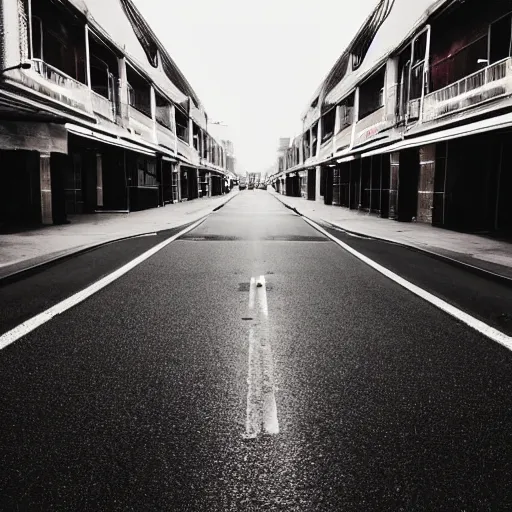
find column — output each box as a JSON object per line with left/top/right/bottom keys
{"left": 189, "top": 118, "right": 194, "bottom": 148}
{"left": 385, "top": 57, "right": 399, "bottom": 123}
{"left": 150, "top": 85, "right": 157, "bottom": 142}
{"left": 316, "top": 119, "right": 322, "bottom": 156}
{"left": 117, "top": 57, "right": 128, "bottom": 126}
{"left": 350, "top": 88, "right": 360, "bottom": 148}
{"left": 176, "top": 163, "right": 182, "bottom": 202}
{"left": 96, "top": 153, "right": 103, "bottom": 207}
{"left": 389, "top": 152, "right": 400, "bottom": 220}
{"left": 85, "top": 25, "right": 92, "bottom": 88}
{"left": 417, "top": 144, "right": 436, "bottom": 223}
{"left": 40, "top": 153, "right": 52, "bottom": 225}
{"left": 315, "top": 165, "right": 322, "bottom": 203}
{"left": 208, "top": 172, "right": 212, "bottom": 197}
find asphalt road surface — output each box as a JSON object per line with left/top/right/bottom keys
{"left": 2, "top": 190, "right": 512, "bottom": 511}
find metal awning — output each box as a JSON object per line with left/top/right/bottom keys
{"left": 361, "top": 111, "right": 512, "bottom": 158}
{"left": 66, "top": 124, "right": 156, "bottom": 156}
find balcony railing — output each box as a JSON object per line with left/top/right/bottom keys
{"left": 354, "top": 106, "right": 386, "bottom": 146}
{"left": 91, "top": 90, "right": 115, "bottom": 122}
{"left": 31, "top": 58, "right": 92, "bottom": 113}
{"left": 32, "top": 59, "right": 85, "bottom": 90}
{"left": 422, "top": 57, "right": 512, "bottom": 122}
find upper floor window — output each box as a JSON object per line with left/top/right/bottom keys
{"left": 321, "top": 108, "right": 336, "bottom": 144}
{"left": 359, "top": 67, "right": 386, "bottom": 119}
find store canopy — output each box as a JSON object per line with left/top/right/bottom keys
{"left": 66, "top": 123, "right": 156, "bottom": 156}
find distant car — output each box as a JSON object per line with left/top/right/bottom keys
{"left": 239, "top": 179, "right": 247, "bottom": 190}
{"left": 248, "top": 183, "right": 254, "bottom": 190}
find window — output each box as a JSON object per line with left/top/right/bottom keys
{"left": 126, "top": 65, "right": 151, "bottom": 117}
{"left": 311, "top": 123, "right": 318, "bottom": 157}
{"left": 155, "top": 92, "right": 172, "bottom": 130}
{"left": 337, "top": 93, "right": 355, "bottom": 132}
{"left": 359, "top": 67, "right": 386, "bottom": 119}
{"left": 490, "top": 13, "right": 512, "bottom": 63}
{"left": 175, "top": 108, "right": 189, "bottom": 142}
{"left": 30, "top": 0, "right": 86, "bottom": 83}
{"left": 31, "top": 16, "right": 43, "bottom": 59}
{"left": 136, "top": 157, "right": 158, "bottom": 187}
{"left": 321, "top": 109, "right": 336, "bottom": 143}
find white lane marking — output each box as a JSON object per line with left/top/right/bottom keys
{"left": 303, "top": 217, "right": 512, "bottom": 351}
{"left": 244, "top": 275, "right": 279, "bottom": 439}
{"left": 0, "top": 218, "right": 207, "bottom": 351}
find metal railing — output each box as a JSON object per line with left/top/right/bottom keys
{"left": 422, "top": 57, "right": 512, "bottom": 122}
{"left": 32, "top": 59, "right": 85, "bottom": 90}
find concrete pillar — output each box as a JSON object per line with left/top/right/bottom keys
{"left": 417, "top": 144, "right": 436, "bottom": 223}
{"left": 385, "top": 57, "right": 399, "bottom": 122}
{"left": 85, "top": 25, "right": 92, "bottom": 88}
{"left": 176, "top": 164, "right": 182, "bottom": 202}
{"left": 150, "top": 86, "right": 157, "bottom": 142}
{"left": 117, "top": 57, "right": 128, "bottom": 126}
{"left": 315, "top": 165, "right": 322, "bottom": 203}
{"left": 208, "top": 172, "right": 212, "bottom": 197}
{"left": 389, "top": 152, "right": 400, "bottom": 220}
{"left": 1, "top": 0, "right": 27, "bottom": 69}
{"left": 96, "top": 153, "right": 103, "bottom": 207}
{"left": 40, "top": 153, "right": 52, "bottom": 225}
{"left": 316, "top": 119, "right": 322, "bottom": 156}
{"left": 350, "top": 88, "right": 360, "bottom": 149}
{"left": 189, "top": 118, "right": 194, "bottom": 148}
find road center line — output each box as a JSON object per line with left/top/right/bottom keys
{"left": 0, "top": 218, "right": 207, "bottom": 351}
{"left": 244, "top": 275, "right": 279, "bottom": 439}
{"left": 303, "top": 217, "right": 512, "bottom": 351}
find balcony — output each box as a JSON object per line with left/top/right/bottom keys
{"left": 422, "top": 57, "right": 512, "bottom": 122}
{"left": 30, "top": 59, "right": 93, "bottom": 115}
{"left": 177, "top": 137, "right": 199, "bottom": 165}
{"left": 354, "top": 106, "right": 386, "bottom": 147}
{"left": 91, "top": 90, "right": 115, "bottom": 122}
{"left": 128, "top": 105, "right": 154, "bottom": 141}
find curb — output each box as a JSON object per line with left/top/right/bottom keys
{"left": 270, "top": 192, "right": 512, "bottom": 287}
{"left": 0, "top": 193, "right": 238, "bottom": 287}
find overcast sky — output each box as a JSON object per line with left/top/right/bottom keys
{"left": 132, "top": 0, "right": 378, "bottom": 173}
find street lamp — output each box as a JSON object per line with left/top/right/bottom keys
{"left": 1, "top": 62, "right": 32, "bottom": 74}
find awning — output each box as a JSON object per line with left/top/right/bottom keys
{"left": 66, "top": 123, "right": 156, "bottom": 156}
{"left": 361, "top": 111, "right": 512, "bottom": 158}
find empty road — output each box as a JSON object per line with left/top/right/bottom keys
{"left": 2, "top": 190, "right": 512, "bottom": 511}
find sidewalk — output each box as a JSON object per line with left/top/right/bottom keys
{"left": 268, "top": 188, "right": 512, "bottom": 280}
{"left": 0, "top": 190, "right": 238, "bottom": 280}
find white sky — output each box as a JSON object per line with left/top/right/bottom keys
{"left": 132, "top": 0, "right": 378, "bottom": 173}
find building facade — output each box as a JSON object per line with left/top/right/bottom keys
{"left": 0, "top": 0, "right": 233, "bottom": 228}
{"left": 271, "top": 0, "right": 512, "bottom": 234}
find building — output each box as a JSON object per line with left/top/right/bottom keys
{"left": 270, "top": 0, "right": 512, "bottom": 234}
{"left": 0, "top": 0, "right": 233, "bottom": 228}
